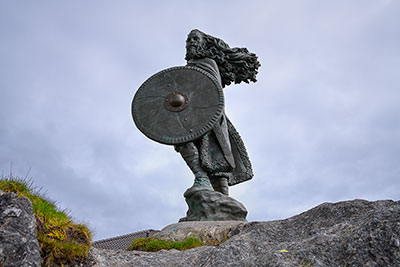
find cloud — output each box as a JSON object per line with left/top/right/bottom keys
{"left": 1, "top": 0, "right": 399, "bottom": 240}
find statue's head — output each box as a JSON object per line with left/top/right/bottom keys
{"left": 185, "top": 29, "right": 261, "bottom": 87}
{"left": 185, "top": 29, "right": 207, "bottom": 60}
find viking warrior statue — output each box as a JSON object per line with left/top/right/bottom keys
{"left": 175, "top": 29, "right": 260, "bottom": 197}
{"left": 132, "top": 29, "right": 260, "bottom": 199}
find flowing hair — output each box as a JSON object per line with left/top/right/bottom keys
{"left": 185, "top": 29, "right": 261, "bottom": 88}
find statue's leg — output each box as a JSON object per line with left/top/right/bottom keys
{"left": 175, "top": 142, "right": 212, "bottom": 190}
{"left": 211, "top": 176, "right": 229, "bottom": 196}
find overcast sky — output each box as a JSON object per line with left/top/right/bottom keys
{"left": 1, "top": 0, "right": 399, "bottom": 240}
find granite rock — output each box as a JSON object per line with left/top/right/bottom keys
{"left": 179, "top": 189, "right": 247, "bottom": 222}
{"left": 152, "top": 221, "right": 245, "bottom": 245}
{"left": 90, "top": 199, "right": 400, "bottom": 267}
{"left": 0, "top": 190, "right": 41, "bottom": 267}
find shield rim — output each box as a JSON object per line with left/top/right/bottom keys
{"left": 131, "top": 65, "right": 224, "bottom": 145}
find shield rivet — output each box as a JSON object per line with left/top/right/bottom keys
{"left": 165, "top": 91, "right": 189, "bottom": 112}
{"left": 170, "top": 94, "right": 185, "bottom": 107}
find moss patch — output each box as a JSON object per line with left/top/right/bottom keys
{"left": 0, "top": 175, "right": 92, "bottom": 267}
{"left": 127, "top": 236, "right": 204, "bottom": 252}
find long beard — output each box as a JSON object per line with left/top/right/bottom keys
{"left": 185, "top": 45, "right": 206, "bottom": 61}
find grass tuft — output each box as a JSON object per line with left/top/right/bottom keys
{"left": 127, "top": 236, "right": 204, "bottom": 252}
{"left": 0, "top": 175, "right": 92, "bottom": 267}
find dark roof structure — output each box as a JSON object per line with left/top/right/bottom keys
{"left": 92, "top": 229, "right": 160, "bottom": 250}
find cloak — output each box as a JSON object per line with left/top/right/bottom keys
{"left": 187, "top": 58, "right": 254, "bottom": 186}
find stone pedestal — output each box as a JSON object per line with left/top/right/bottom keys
{"left": 179, "top": 188, "right": 247, "bottom": 222}
{"left": 152, "top": 221, "right": 245, "bottom": 244}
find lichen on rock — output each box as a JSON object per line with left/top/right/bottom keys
{"left": 0, "top": 190, "right": 41, "bottom": 267}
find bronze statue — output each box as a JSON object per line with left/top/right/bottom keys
{"left": 177, "top": 29, "right": 260, "bottom": 196}
{"left": 132, "top": 29, "right": 260, "bottom": 220}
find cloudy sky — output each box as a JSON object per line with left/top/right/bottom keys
{"left": 1, "top": 0, "right": 399, "bottom": 240}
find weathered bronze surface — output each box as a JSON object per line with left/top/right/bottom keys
{"left": 132, "top": 66, "right": 224, "bottom": 145}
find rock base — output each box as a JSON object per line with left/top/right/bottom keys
{"left": 179, "top": 188, "right": 247, "bottom": 222}
{"left": 90, "top": 199, "right": 400, "bottom": 266}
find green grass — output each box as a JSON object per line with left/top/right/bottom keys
{"left": 127, "top": 236, "right": 204, "bottom": 252}
{"left": 0, "top": 175, "right": 92, "bottom": 267}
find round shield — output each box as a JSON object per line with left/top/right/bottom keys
{"left": 131, "top": 66, "right": 224, "bottom": 145}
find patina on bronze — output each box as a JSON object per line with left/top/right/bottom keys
{"left": 132, "top": 66, "right": 224, "bottom": 145}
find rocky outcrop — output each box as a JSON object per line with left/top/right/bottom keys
{"left": 179, "top": 189, "right": 247, "bottom": 222}
{"left": 0, "top": 190, "right": 41, "bottom": 267}
{"left": 90, "top": 199, "right": 400, "bottom": 266}
{"left": 152, "top": 221, "right": 245, "bottom": 245}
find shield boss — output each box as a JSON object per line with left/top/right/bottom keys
{"left": 131, "top": 66, "right": 224, "bottom": 145}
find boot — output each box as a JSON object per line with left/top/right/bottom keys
{"left": 175, "top": 142, "right": 212, "bottom": 196}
